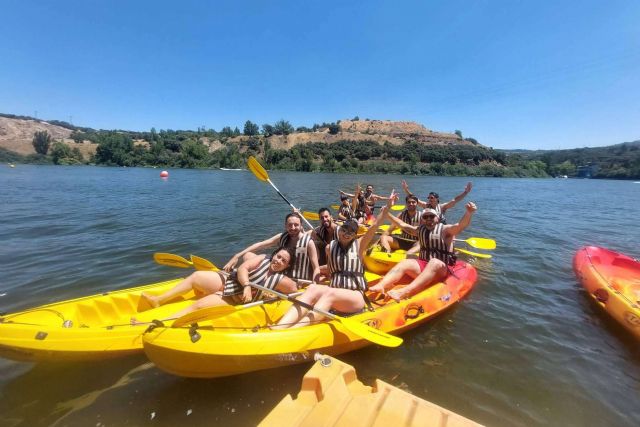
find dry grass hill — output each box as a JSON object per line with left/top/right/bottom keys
{"left": 0, "top": 116, "right": 477, "bottom": 159}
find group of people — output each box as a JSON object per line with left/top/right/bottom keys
{"left": 139, "top": 181, "right": 476, "bottom": 328}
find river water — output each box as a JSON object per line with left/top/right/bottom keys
{"left": 1, "top": 165, "right": 639, "bottom": 426}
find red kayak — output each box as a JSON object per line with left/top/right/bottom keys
{"left": 573, "top": 246, "right": 640, "bottom": 339}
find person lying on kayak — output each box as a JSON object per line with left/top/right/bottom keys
{"left": 309, "top": 207, "right": 339, "bottom": 266}
{"left": 401, "top": 180, "right": 472, "bottom": 224}
{"left": 378, "top": 194, "right": 420, "bottom": 253}
{"left": 368, "top": 200, "right": 477, "bottom": 302}
{"left": 134, "top": 247, "right": 298, "bottom": 322}
{"left": 337, "top": 195, "right": 355, "bottom": 221}
{"left": 223, "top": 212, "right": 321, "bottom": 283}
{"left": 273, "top": 197, "right": 394, "bottom": 329}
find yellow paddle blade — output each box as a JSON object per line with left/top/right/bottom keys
{"left": 247, "top": 156, "right": 268, "bottom": 182}
{"left": 390, "top": 204, "right": 405, "bottom": 211}
{"left": 303, "top": 211, "right": 320, "bottom": 221}
{"left": 190, "top": 255, "right": 220, "bottom": 271}
{"left": 153, "top": 252, "right": 192, "bottom": 268}
{"left": 335, "top": 316, "right": 403, "bottom": 347}
{"left": 465, "top": 237, "right": 496, "bottom": 250}
{"left": 457, "top": 248, "right": 492, "bottom": 259}
{"left": 330, "top": 204, "right": 340, "bottom": 210}
{"left": 171, "top": 305, "right": 238, "bottom": 327}
{"left": 364, "top": 271, "right": 382, "bottom": 282}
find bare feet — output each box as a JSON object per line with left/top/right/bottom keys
{"left": 140, "top": 292, "right": 160, "bottom": 308}
{"left": 387, "top": 289, "right": 409, "bottom": 302}
{"left": 367, "top": 284, "right": 386, "bottom": 294}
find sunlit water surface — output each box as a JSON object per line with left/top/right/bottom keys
{"left": 1, "top": 165, "right": 639, "bottom": 426}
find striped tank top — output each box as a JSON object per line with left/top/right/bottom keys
{"left": 399, "top": 209, "right": 420, "bottom": 241}
{"left": 222, "top": 257, "right": 286, "bottom": 302}
{"left": 279, "top": 232, "right": 312, "bottom": 280}
{"left": 327, "top": 239, "right": 367, "bottom": 291}
{"left": 417, "top": 223, "right": 454, "bottom": 264}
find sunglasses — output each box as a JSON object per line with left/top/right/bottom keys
{"left": 422, "top": 214, "right": 436, "bottom": 219}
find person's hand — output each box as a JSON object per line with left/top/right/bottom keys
{"left": 242, "top": 285, "right": 253, "bottom": 303}
{"left": 466, "top": 202, "right": 477, "bottom": 213}
{"left": 465, "top": 182, "right": 472, "bottom": 194}
{"left": 401, "top": 180, "right": 410, "bottom": 193}
{"left": 223, "top": 255, "right": 239, "bottom": 272}
{"left": 386, "top": 190, "right": 399, "bottom": 208}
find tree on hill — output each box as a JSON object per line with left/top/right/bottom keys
{"left": 273, "top": 120, "right": 294, "bottom": 135}
{"left": 262, "top": 124, "right": 274, "bottom": 137}
{"left": 32, "top": 130, "right": 52, "bottom": 155}
{"left": 243, "top": 120, "right": 259, "bottom": 136}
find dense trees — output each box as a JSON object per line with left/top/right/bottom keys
{"left": 5, "top": 114, "right": 638, "bottom": 179}
{"left": 32, "top": 131, "right": 51, "bottom": 155}
{"left": 243, "top": 120, "right": 259, "bottom": 136}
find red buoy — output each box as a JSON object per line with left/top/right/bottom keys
{"left": 160, "top": 170, "right": 169, "bottom": 178}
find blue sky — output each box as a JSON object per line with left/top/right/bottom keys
{"left": 1, "top": 1, "right": 638, "bottom": 150}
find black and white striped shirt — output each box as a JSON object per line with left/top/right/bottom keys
{"left": 279, "top": 232, "right": 312, "bottom": 280}
{"left": 398, "top": 209, "right": 420, "bottom": 242}
{"left": 222, "top": 257, "right": 286, "bottom": 301}
{"left": 328, "top": 240, "right": 367, "bottom": 291}
{"left": 417, "top": 223, "right": 453, "bottom": 263}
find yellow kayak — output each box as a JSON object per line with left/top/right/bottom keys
{"left": 142, "top": 261, "right": 478, "bottom": 378}
{"left": 364, "top": 247, "right": 410, "bottom": 274}
{"left": 0, "top": 278, "right": 197, "bottom": 362}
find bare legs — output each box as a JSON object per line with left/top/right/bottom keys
{"left": 273, "top": 285, "right": 365, "bottom": 329}
{"left": 140, "top": 270, "right": 226, "bottom": 308}
{"left": 368, "top": 258, "right": 447, "bottom": 302}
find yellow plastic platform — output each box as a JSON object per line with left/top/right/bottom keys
{"left": 259, "top": 355, "right": 484, "bottom": 427}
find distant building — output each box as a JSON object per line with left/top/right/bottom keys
{"left": 577, "top": 163, "right": 598, "bottom": 178}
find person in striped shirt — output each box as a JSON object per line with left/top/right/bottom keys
{"left": 378, "top": 194, "right": 421, "bottom": 252}
{"left": 223, "top": 212, "right": 321, "bottom": 283}
{"left": 401, "top": 180, "right": 472, "bottom": 224}
{"left": 134, "top": 247, "right": 298, "bottom": 322}
{"left": 369, "top": 200, "right": 477, "bottom": 302}
{"left": 274, "top": 200, "right": 394, "bottom": 329}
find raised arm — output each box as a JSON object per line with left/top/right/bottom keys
{"left": 444, "top": 202, "right": 477, "bottom": 238}
{"left": 401, "top": 179, "right": 427, "bottom": 208}
{"left": 358, "top": 205, "right": 389, "bottom": 258}
{"left": 223, "top": 233, "right": 281, "bottom": 271}
{"left": 441, "top": 182, "right": 472, "bottom": 211}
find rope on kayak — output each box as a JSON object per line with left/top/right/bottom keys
{"left": 0, "top": 308, "right": 67, "bottom": 326}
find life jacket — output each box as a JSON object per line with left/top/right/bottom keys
{"left": 279, "top": 232, "right": 312, "bottom": 280}
{"left": 327, "top": 239, "right": 367, "bottom": 291}
{"left": 222, "top": 257, "right": 286, "bottom": 301}
{"left": 417, "top": 223, "right": 456, "bottom": 266}
{"left": 399, "top": 209, "right": 420, "bottom": 241}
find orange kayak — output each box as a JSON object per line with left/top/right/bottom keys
{"left": 259, "top": 355, "right": 484, "bottom": 427}
{"left": 573, "top": 246, "right": 640, "bottom": 339}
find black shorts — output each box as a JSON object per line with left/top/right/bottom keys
{"left": 392, "top": 236, "right": 417, "bottom": 251}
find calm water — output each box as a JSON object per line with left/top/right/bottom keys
{"left": 1, "top": 165, "right": 639, "bottom": 427}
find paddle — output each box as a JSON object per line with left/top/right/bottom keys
{"left": 303, "top": 211, "right": 320, "bottom": 221}
{"left": 171, "top": 291, "right": 305, "bottom": 327}
{"left": 190, "top": 255, "right": 220, "bottom": 271}
{"left": 247, "top": 156, "right": 314, "bottom": 229}
{"left": 330, "top": 204, "right": 405, "bottom": 211}
{"left": 457, "top": 248, "right": 492, "bottom": 259}
{"left": 153, "top": 253, "right": 193, "bottom": 268}
{"left": 456, "top": 237, "right": 496, "bottom": 250}
{"left": 248, "top": 282, "right": 402, "bottom": 347}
